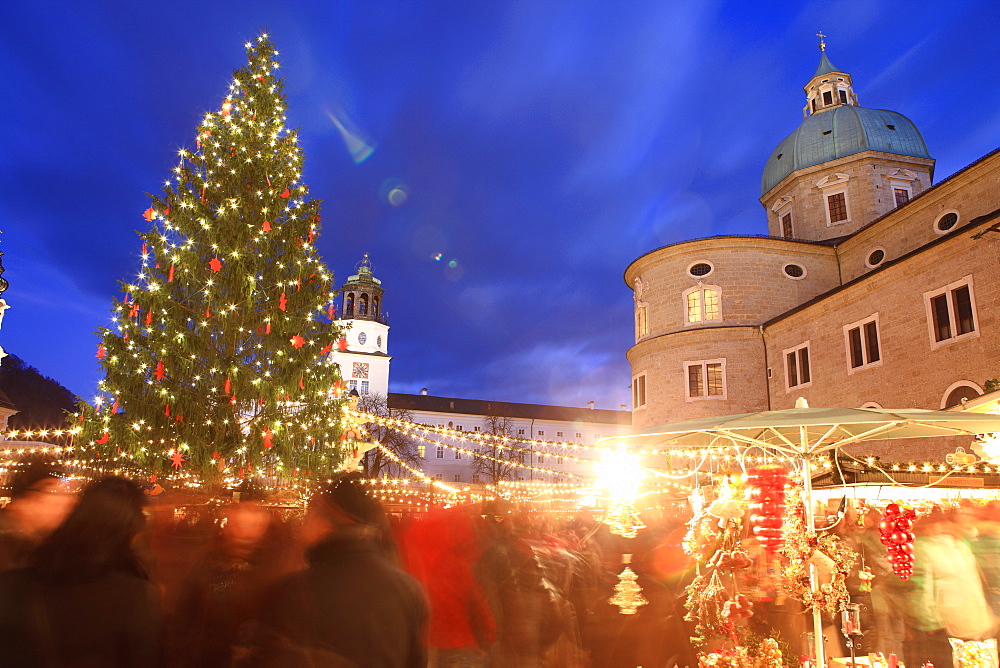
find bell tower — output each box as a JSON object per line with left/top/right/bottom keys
{"left": 327, "top": 254, "right": 391, "bottom": 397}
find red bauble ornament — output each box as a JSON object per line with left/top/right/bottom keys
{"left": 747, "top": 466, "right": 788, "bottom": 553}
{"left": 884, "top": 503, "right": 902, "bottom": 518}
{"left": 280, "top": 187, "right": 291, "bottom": 198}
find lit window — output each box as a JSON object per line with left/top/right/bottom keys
{"left": 633, "top": 373, "right": 647, "bottom": 409}
{"left": 844, "top": 315, "right": 881, "bottom": 372}
{"left": 784, "top": 342, "right": 811, "bottom": 390}
{"left": 685, "top": 359, "right": 726, "bottom": 400}
{"left": 418, "top": 445, "right": 426, "bottom": 458}
{"left": 924, "top": 277, "right": 978, "bottom": 349}
{"left": 827, "top": 193, "right": 848, "bottom": 223}
{"left": 636, "top": 304, "right": 649, "bottom": 339}
{"left": 684, "top": 286, "right": 721, "bottom": 323}
{"left": 435, "top": 446, "right": 444, "bottom": 459}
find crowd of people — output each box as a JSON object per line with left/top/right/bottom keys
{"left": 2, "top": 463, "right": 1000, "bottom": 667}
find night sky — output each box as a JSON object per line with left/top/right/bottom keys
{"left": 2, "top": 1, "right": 999, "bottom": 412}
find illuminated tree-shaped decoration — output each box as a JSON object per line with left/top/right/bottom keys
{"left": 609, "top": 554, "right": 647, "bottom": 615}
{"left": 77, "top": 33, "right": 346, "bottom": 480}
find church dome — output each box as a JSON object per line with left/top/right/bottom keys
{"left": 761, "top": 105, "right": 930, "bottom": 196}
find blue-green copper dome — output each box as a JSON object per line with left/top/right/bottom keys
{"left": 761, "top": 105, "right": 930, "bottom": 196}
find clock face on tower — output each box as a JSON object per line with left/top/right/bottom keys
{"left": 352, "top": 362, "right": 369, "bottom": 379}
{"left": 357, "top": 332, "right": 367, "bottom": 345}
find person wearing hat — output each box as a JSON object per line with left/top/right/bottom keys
{"left": 238, "top": 472, "right": 427, "bottom": 667}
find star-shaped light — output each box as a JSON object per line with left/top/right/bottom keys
{"left": 290, "top": 335, "right": 305, "bottom": 348}
{"left": 170, "top": 450, "right": 185, "bottom": 469}
{"left": 209, "top": 258, "right": 223, "bottom": 272}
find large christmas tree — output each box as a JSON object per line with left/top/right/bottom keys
{"left": 77, "top": 33, "right": 347, "bottom": 481}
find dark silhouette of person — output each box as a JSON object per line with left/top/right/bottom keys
{"left": 0, "top": 476, "right": 163, "bottom": 667}
{"left": 238, "top": 472, "right": 427, "bottom": 667}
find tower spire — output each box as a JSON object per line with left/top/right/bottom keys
{"left": 817, "top": 30, "right": 826, "bottom": 51}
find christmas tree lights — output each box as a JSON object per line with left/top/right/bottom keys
{"left": 75, "top": 33, "right": 347, "bottom": 480}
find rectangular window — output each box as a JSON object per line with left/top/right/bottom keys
{"left": 557, "top": 456, "right": 563, "bottom": 465}
{"left": 360, "top": 380, "right": 369, "bottom": 395}
{"left": 636, "top": 303, "right": 649, "bottom": 339}
{"left": 838, "top": 89, "right": 848, "bottom": 104}
{"left": 454, "top": 475, "right": 461, "bottom": 482}
{"left": 686, "top": 287, "right": 720, "bottom": 323}
{"left": 633, "top": 373, "right": 647, "bottom": 409}
{"left": 474, "top": 426, "right": 480, "bottom": 432}
{"left": 924, "top": 277, "right": 979, "bottom": 348}
{"left": 575, "top": 432, "right": 582, "bottom": 439}
{"left": 557, "top": 431, "right": 563, "bottom": 438}
{"left": 684, "top": 359, "right": 726, "bottom": 400}
{"left": 472, "top": 474, "right": 480, "bottom": 484}
{"left": 784, "top": 342, "right": 812, "bottom": 390}
{"left": 893, "top": 188, "right": 909, "bottom": 207}
{"left": 517, "top": 428, "right": 525, "bottom": 435}
{"left": 348, "top": 380, "right": 358, "bottom": 391}
{"left": 538, "top": 454, "right": 545, "bottom": 463}
{"left": 456, "top": 425, "right": 463, "bottom": 431}
{"left": 454, "top": 450, "right": 461, "bottom": 459}
{"left": 823, "top": 90, "right": 833, "bottom": 105}
{"left": 844, "top": 315, "right": 881, "bottom": 372}
{"left": 827, "top": 192, "right": 848, "bottom": 223}
{"left": 435, "top": 473, "right": 443, "bottom": 480}
{"left": 781, "top": 213, "right": 793, "bottom": 238}
{"left": 537, "top": 431, "right": 544, "bottom": 436}
{"left": 435, "top": 446, "right": 444, "bottom": 459}
{"left": 418, "top": 445, "right": 426, "bottom": 458}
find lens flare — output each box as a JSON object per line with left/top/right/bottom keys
{"left": 325, "top": 109, "right": 375, "bottom": 164}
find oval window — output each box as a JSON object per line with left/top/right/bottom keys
{"left": 358, "top": 332, "right": 367, "bottom": 345}
{"left": 688, "top": 262, "right": 714, "bottom": 278}
{"left": 783, "top": 263, "right": 806, "bottom": 279}
{"left": 866, "top": 249, "right": 885, "bottom": 268}
{"left": 935, "top": 212, "right": 959, "bottom": 233}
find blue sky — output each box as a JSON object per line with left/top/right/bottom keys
{"left": 2, "top": 0, "right": 999, "bottom": 411}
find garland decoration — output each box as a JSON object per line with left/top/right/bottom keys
{"left": 778, "top": 486, "right": 858, "bottom": 615}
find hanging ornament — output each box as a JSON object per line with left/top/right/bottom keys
{"left": 879, "top": 503, "right": 917, "bottom": 580}
{"left": 328, "top": 303, "right": 335, "bottom": 320}
{"left": 95, "top": 433, "right": 110, "bottom": 445}
{"left": 205, "top": 306, "right": 211, "bottom": 318}
{"left": 164, "top": 205, "right": 171, "bottom": 216}
{"left": 298, "top": 376, "right": 305, "bottom": 390}
{"left": 164, "top": 404, "right": 171, "bottom": 417}
{"left": 747, "top": 466, "right": 788, "bottom": 553}
{"left": 858, "top": 566, "right": 875, "bottom": 593}
{"left": 319, "top": 343, "right": 332, "bottom": 355}
{"left": 265, "top": 322, "right": 271, "bottom": 334}
{"left": 96, "top": 344, "right": 106, "bottom": 358}
{"left": 167, "top": 264, "right": 175, "bottom": 282}
{"left": 224, "top": 377, "right": 232, "bottom": 394}
{"left": 153, "top": 360, "right": 166, "bottom": 381}
{"left": 143, "top": 208, "right": 155, "bottom": 221}
{"left": 170, "top": 450, "right": 185, "bottom": 469}
{"left": 111, "top": 398, "right": 119, "bottom": 414}
{"left": 129, "top": 302, "right": 140, "bottom": 319}
{"left": 280, "top": 187, "right": 290, "bottom": 198}
{"left": 609, "top": 555, "right": 647, "bottom": 615}
{"left": 279, "top": 292, "right": 287, "bottom": 311}
{"left": 209, "top": 258, "right": 223, "bottom": 273}
{"left": 262, "top": 427, "right": 273, "bottom": 450}
{"left": 337, "top": 338, "right": 349, "bottom": 351}
{"left": 144, "top": 309, "right": 153, "bottom": 326}
{"left": 290, "top": 334, "right": 305, "bottom": 348}
{"left": 263, "top": 220, "right": 272, "bottom": 232}
{"left": 221, "top": 100, "right": 234, "bottom": 117}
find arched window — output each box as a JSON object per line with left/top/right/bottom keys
{"left": 372, "top": 296, "right": 380, "bottom": 318}
{"left": 345, "top": 293, "right": 355, "bottom": 316}
{"left": 683, "top": 285, "right": 721, "bottom": 324}
{"left": 941, "top": 381, "right": 983, "bottom": 409}
{"left": 359, "top": 294, "right": 368, "bottom": 315}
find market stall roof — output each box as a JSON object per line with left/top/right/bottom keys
{"left": 602, "top": 404, "right": 1000, "bottom": 457}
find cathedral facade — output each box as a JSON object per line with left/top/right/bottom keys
{"left": 625, "top": 47, "right": 1000, "bottom": 436}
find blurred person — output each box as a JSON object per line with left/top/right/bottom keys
{"left": 0, "top": 476, "right": 163, "bottom": 667}
{"left": 404, "top": 505, "right": 495, "bottom": 667}
{"left": 0, "top": 461, "right": 75, "bottom": 572}
{"left": 169, "top": 495, "right": 298, "bottom": 667}
{"left": 906, "top": 509, "right": 997, "bottom": 668}
{"left": 238, "top": 472, "right": 426, "bottom": 667}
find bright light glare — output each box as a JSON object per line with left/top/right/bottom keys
{"left": 973, "top": 433, "right": 1000, "bottom": 463}
{"left": 598, "top": 448, "right": 643, "bottom": 501}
